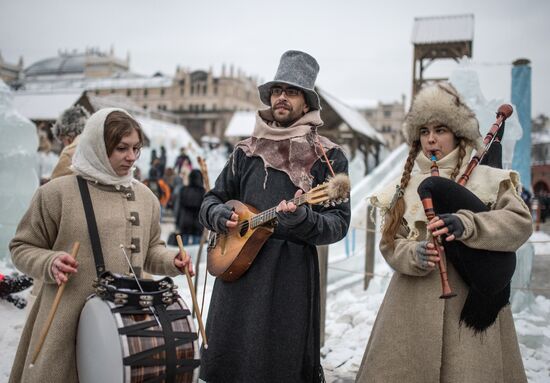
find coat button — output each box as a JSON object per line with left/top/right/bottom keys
{"left": 130, "top": 244, "right": 137, "bottom": 250}
{"left": 129, "top": 216, "right": 136, "bottom": 222}
{"left": 126, "top": 193, "right": 132, "bottom": 198}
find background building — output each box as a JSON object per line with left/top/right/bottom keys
{"left": 0, "top": 52, "right": 23, "bottom": 86}
{"left": 15, "top": 48, "right": 262, "bottom": 141}
{"left": 349, "top": 96, "right": 406, "bottom": 150}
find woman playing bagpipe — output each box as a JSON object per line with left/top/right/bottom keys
{"left": 8, "top": 108, "right": 194, "bottom": 383}
{"left": 355, "top": 83, "right": 532, "bottom": 383}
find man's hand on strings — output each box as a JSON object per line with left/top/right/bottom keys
{"left": 276, "top": 189, "right": 303, "bottom": 213}
{"left": 276, "top": 190, "right": 308, "bottom": 228}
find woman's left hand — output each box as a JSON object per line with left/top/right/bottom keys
{"left": 174, "top": 251, "right": 194, "bottom": 276}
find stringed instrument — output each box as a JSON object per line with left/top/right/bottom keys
{"left": 207, "top": 174, "right": 350, "bottom": 282}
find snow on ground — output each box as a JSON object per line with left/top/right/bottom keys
{"left": 321, "top": 231, "right": 550, "bottom": 382}
{"left": 2, "top": 232, "right": 549, "bottom": 382}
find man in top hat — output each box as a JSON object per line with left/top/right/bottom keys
{"left": 199, "top": 50, "right": 350, "bottom": 382}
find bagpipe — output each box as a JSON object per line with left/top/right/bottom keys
{"left": 417, "top": 104, "right": 515, "bottom": 332}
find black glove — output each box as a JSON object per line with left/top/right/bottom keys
{"left": 439, "top": 213, "right": 465, "bottom": 239}
{"left": 208, "top": 204, "right": 234, "bottom": 234}
{"left": 415, "top": 241, "right": 431, "bottom": 270}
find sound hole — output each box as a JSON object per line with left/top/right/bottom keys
{"left": 239, "top": 220, "right": 249, "bottom": 237}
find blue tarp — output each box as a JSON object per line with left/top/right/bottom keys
{"left": 511, "top": 63, "right": 532, "bottom": 192}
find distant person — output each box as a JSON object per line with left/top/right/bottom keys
{"left": 36, "top": 132, "right": 59, "bottom": 185}
{"left": 50, "top": 105, "right": 89, "bottom": 179}
{"left": 176, "top": 169, "right": 205, "bottom": 245}
{"left": 520, "top": 186, "right": 532, "bottom": 210}
{"left": 174, "top": 147, "right": 191, "bottom": 174}
{"left": 159, "top": 145, "right": 167, "bottom": 177}
{"left": 144, "top": 168, "right": 171, "bottom": 216}
{"left": 149, "top": 157, "right": 162, "bottom": 179}
{"left": 540, "top": 191, "right": 549, "bottom": 223}
{"left": 150, "top": 148, "right": 158, "bottom": 165}
{"left": 163, "top": 167, "right": 181, "bottom": 210}
{"left": 163, "top": 166, "right": 177, "bottom": 192}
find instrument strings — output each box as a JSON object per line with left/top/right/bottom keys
{"left": 214, "top": 194, "right": 308, "bottom": 241}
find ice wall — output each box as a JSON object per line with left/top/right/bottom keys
{"left": 0, "top": 80, "right": 39, "bottom": 260}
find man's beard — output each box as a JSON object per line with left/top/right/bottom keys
{"left": 271, "top": 102, "right": 301, "bottom": 127}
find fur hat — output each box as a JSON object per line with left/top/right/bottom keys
{"left": 52, "top": 105, "right": 90, "bottom": 140}
{"left": 403, "top": 82, "right": 482, "bottom": 149}
{"left": 258, "top": 50, "right": 321, "bottom": 110}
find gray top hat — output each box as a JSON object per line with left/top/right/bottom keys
{"left": 258, "top": 50, "right": 321, "bottom": 110}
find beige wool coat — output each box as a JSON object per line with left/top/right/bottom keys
{"left": 356, "top": 150, "right": 532, "bottom": 383}
{"left": 9, "top": 175, "right": 182, "bottom": 383}
{"left": 50, "top": 137, "right": 78, "bottom": 179}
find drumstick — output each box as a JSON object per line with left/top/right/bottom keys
{"left": 176, "top": 235, "right": 208, "bottom": 349}
{"left": 30, "top": 242, "right": 80, "bottom": 367}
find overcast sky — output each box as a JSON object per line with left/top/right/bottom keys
{"left": 1, "top": 0, "right": 549, "bottom": 117}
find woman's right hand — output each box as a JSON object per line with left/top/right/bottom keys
{"left": 415, "top": 241, "right": 440, "bottom": 270}
{"left": 51, "top": 253, "right": 78, "bottom": 285}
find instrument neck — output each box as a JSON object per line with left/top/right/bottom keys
{"left": 250, "top": 194, "right": 309, "bottom": 229}
{"left": 458, "top": 114, "right": 506, "bottom": 186}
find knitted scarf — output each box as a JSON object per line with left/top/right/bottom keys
{"left": 234, "top": 109, "right": 338, "bottom": 191}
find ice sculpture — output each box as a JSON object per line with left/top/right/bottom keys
{"left": 449, "top": 64, "right": 523, "bottom": 169}
{"left": 0, "top": 80, "right": 39, "bottom": 260}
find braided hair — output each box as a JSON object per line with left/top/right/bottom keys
{"left": 381, "top": 141, "right": 420, "bottom": 248}
{"left": 450, "top": 138, "right": 467, "bottom": 180}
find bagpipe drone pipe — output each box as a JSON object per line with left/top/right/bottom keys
{"left": 417, "top": 104, "right": 515, "bottom": 332}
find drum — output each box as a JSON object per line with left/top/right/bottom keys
{"left": 77, "top": 294, "right": 200, "bottom": 383}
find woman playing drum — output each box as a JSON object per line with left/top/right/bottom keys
{"left": 9, "top": 108, "right": 193, "bottom": 383}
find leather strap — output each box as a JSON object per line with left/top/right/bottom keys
{"left": 76, "top": 176, "right": 106, "bottom": 277}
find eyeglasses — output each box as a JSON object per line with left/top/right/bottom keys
{"left": 270, "top": 86, "right": 302, "bottom": 97}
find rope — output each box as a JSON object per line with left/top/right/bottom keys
{"left": 316, "top": 137, "right": 335, "bottom": 177}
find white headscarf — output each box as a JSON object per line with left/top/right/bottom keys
{"left": 71, "top": 108, "right": 138, "bottom": 188}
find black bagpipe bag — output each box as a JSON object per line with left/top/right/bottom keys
{"left": 418, "top": 176, "right": 516, "bottom": 332}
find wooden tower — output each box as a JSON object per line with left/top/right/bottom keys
{"left": 411, "top": 14, "right": 474, "bottom": 97}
